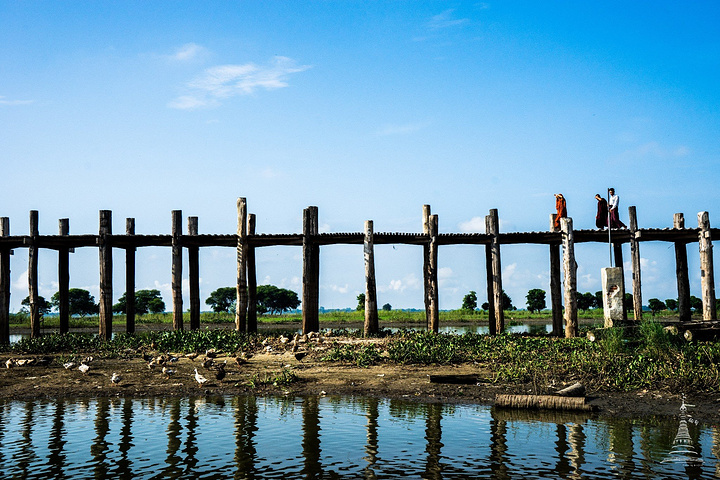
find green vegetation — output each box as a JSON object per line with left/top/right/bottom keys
{"left": 113, "top": 289, "right": 166, "bottom": 315}
{"left": 461, "top": 291, "right": 478, "bottom": 312}
{"left": 525, "top": 289, "right": 546, "bottom": 313}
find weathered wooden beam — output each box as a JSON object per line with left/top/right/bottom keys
{"left": 698, "top": 211, "right": 717, "bottom": 321}
{"left": 98, "top": 210, "right": 113, "bottom": 341}
{"left": 428, "top": 214, "right": 439, "bottom": 333}
{"left": 488, "top": 209, "right": 504, "bottom": 334}
{"left": 628, "top": 206, "right": 642, "bottom": 322}
{"left": 613, "top": 242, "right": 627, "bottom": 321}
{"left": 28, "top": 211, "right": 40, "bottom": 338}
{"left": 125, "top": 218, "right": 136, "bottom": 334}
{"left": 363, "top": 220, "right": 378, "bottom": 336}
{"left": 58, "top": 218, "right": 70, "bottom": 334}
{"left": 549, "top": 215, "right": 562, "bottom": 336}
{"left": 246, "top": 214, "right": 257, "bottom": 333}
{"left": 171, "top": 210, "right": 183, "bottom": 331}
{"left": 485, "top": 215, "right": 496, "bottom": 335}
{"left": 495, "top": 394, "right": 595, "bottom": 412}
{"left": 422, "top": 205, "right": 431, "bottom": 328}
{"left": 236, "top": 198, "right": 248, "bottom": 332}
{"left": 302, "top": 206, "right": 320, "bottom": 334}
{"left": 0, "top": 217, "right": 10, "bottom": 344}
{"left": 561, "top": 217, "right": 578, "bottom": 337}
{"left": 188, "top": 216, "right": 200, "bottom": 331}
{"left": 674, "top": 213, "right": 691, "bottom": 322}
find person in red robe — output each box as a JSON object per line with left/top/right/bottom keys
{"left": 595, "top": 194, "right": 608, "bottom": 229}
{"left": 553, "top": 194, "right": 567, "bottom": 230}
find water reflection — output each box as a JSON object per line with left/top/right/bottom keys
{"left": 0, "top": 395, "right": 715, "bottom": 479}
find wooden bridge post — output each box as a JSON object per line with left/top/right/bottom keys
{"left": 363, "top": 220, "right": 379, "bottom": 336}
{"left": 422, "top": 205, "right": 431, "bottom": 328}
{"left": 171, "top": 210, "right": 183, "bottom": 331}
{"left": 0, "top": 217, "right": 10, "bottom": 344}
{"left": 698, "top": 211, "right": 717, "bottom": 321}
{"left": 673, "top": 214, "right": 691, "bottom": 322}
{"left": 58, "top": 218, "right": 70, "bottom": 334}
{"left": 98, "top": 210, "right": 113, "bottom": 341}
{"left": 302, "top": 206, "right": 319, "bottom": 334}
{"left": 487, "top": 209, "right": 504, "bottom": 334}
{"left": 485, "top": 215, "right": 496, "bottom": 335}
{"left": 561, "top": 217, "right": 578, "bottom": 337}
{"left": 125, "top": 218, "right": 136, "bottom": 334}
{"left": 236, "top": 198, "right": 248, "bottom": 332}
{"left": 28, "top": 210, "right": 40, "bottom": 338}
{"left": 188, "top": 216, "right": 200, "bottom": 331}
{"left": 247, "top": 214, "right": 257, "bottom": 333}
{"left": 613, "top": 243, "right": 627, "bottom": 321}
{"left": 628, "top": 207, "right": 643, "bottom": 322}
{"left": 549, "top": 214, "right": 563, "bottom": 336}
{"left": 428, "top": 214, "right": 439, "bottom": 333}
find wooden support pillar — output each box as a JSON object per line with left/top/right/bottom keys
{"left": 561, "top": 217, "right": 578, "bottom": 337}
{"left": 628, "top": 206, "right": 642, "bottom": 322}
{"left": 125, "top": 218, "right": 136, "bottom": 334}
{"left": 302, "top": 206, "right": 319, "bottom": 334}
{"left": 171, "top": 210, "right": 183, "bottom": 331}
{"left": 0, "top": 217, "right": 10, "bottom": 344}
{"left": 698, "top": 211, "right": 717, "bottom": 321}
{"left": 98, "top": 210, "right": 113, "bottom": 341}
{"left": 674, "top": 213, "right": 691, "bottom": 322}
{"left": 613, "top": 243, "right": 627, "bottom": 321}
{"left": 549, "top": 214, "right": 562, "bottom": 336}
{"left": 487, "top": 209, "right": 504, "bottom": 334}
{"left": 246, "top": 214, "right": 257, "bottom": 333}
{"left": 28, "top": 210, "right": 40, "bottom": 338}
{"left": 422, "top": 205, "right": 431, "bottom": 328}
{"left": 485, "top": 215, "right": 496, "bottom": 335}
{"left": 363, "top": 220, "right": 378, "bottom": 336}
{"left": 58, "top": 218, "right": 70, "bottom": 334}
{"left": 236, "top": 198, "right": 248, "bottom": 332}
{"left": 428, "top": 214, "right": 439, "bottom": 333}
{"left": 188, "top": 216, "right": 200, "bottom": 331}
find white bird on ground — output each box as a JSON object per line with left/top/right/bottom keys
{"left": 194, "top": 368, "right": 208, "bottom": 386}
{"left": 63, "top": 362, "right": 76, "bottom": 370}
{"left": 162, "top": 366, "right": 175, "bottom": 378}
{"left": 5, "top": 359, "right": 16, "bottom": 369}
{"left": 111, "top": 373, "right": 122, "bottom": 385}
{"left": 78, "top": 364, "right": 90, "bottom": 375}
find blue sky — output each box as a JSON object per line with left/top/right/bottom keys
{"left": 1, "top": 1, "right": 719, "bottom": 313}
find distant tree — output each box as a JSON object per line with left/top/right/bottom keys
{"left": 624, "top": 293, "right": 633, "bottom": 310}
{"left": 648, "top": 298, "right": 665, "bottom": 316}
{"left": 502, "top": 290, "right": 515, "bottom": 311}
{"left": 51, "top": 288, "right": 98, "bottom": 317}
{"left": 462, "top": 291, "right": 478, "bottom": 312}
{"left": 356, "top": 293, "right": 366, "bottom": 311}
{"left": 20, "top": 295, "right": 52, "bottom": 316}
{"left": 690, "top": 296, "right": 703, "bottom": 313}
{"left": 481, "top": 302, "right": 489, "bottom": 311}
{"left": 665, "top": 299, "right": 678, "bottom": 311}
{"left": 114, "top": 289, "right": 166, "bottom": 315}
{"left": 525, "top": 289, "right": 546, "bottom": 313}
{"left": 256, "top": 285, "right": 300, "bottom": 315}
{"left": 577, "top": 292, "right": 596, "bottom": 311}
{"left": 382, "top": 303, "right": 392, "bottom": 311}
{"left": 204, "top": 287, "right": 236, "bottom": 313}
{"left": 594, "top": 291, "right": 604, "bottom": 309}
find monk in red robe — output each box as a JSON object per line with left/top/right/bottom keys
{"left": 595, "top": 194, "right": 608, "bottom": 229}
{"left": 553, "top": 194, "right": 567, "bottom": 230}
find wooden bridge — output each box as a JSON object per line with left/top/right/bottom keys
{"left": 0, "top": 199, "right": 716, "bottom": 342}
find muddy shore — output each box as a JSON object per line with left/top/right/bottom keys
{"left": 2, "top": 323, "right": 719, "bottom": 425}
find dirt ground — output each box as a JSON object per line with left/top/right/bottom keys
{"left": 2, "top": 331, "right": 719, "bottom": 425}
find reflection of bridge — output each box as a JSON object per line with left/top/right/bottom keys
{"left": 0, "top": 396, "right": 715, "bottom": 477}
{"left": 0, "top": 199, "right": 717, "bottom": 340}
{"left": 662, "top": 396, "right": 704, "bottom": 465}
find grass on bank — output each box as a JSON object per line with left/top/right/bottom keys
{"left": 2, "top": 316, "right": 718, "bottom": 394}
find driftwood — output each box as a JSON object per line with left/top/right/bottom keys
{"left": 683, "top": 327, "right": 720, "bottom": 342}
{"left": 495, "top": 394, "right": 596, "bottom": 412}
{"left": 556, "top": 382, "right": 585, "bottom": 397}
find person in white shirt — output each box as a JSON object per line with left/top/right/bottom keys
{"left": 608, "top": 188, "right": 626, "bottom": 229}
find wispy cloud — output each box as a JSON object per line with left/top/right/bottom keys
{"left": 0, "top": 96, "right": 34, "bottom": 106}
{"left": 458, "top": 216, "right": 485, "bottom": 233}
{"left": 170, "top": 43, "right": 206, "bottom": 62}
{"left": 169, "top": 56, "right": 312, "bottom": 110}
{"left": 427, "top": 9, "right": 470, "bottom": 31}
{"left": 376, "top": 122, "right": 429, "bottom": 136}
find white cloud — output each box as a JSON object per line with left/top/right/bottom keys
{"left": 325, "top": 283, "right": 349, "bottom": 294}
{"left": 169, "top": 56, "right": 312, "bottom": 110}
{"left": 428, "top": 9, "right": 470, "bottom": 30}
{"left": 379, "top": 274, "right": 421, "bottom": 293}
{"left": 0, "top": 96, "right": 34, "bottom": 106}
{"left": 170, "top": 43, "right": 206, "bottom": 62}
{"left": 458, "top": 216, "right": 485, "bottom": 233}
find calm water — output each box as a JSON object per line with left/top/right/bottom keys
{"left": 0, "top": 395, "right": 714, "bottom": 479}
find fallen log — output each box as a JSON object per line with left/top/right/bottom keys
{"left": 555, "top": 382, "right": 585, "bottom": 397}
{"left": 683, "top": 327, "right": 720, "bottom": 342}
{"left": 494, "top": 394, "right": 596, "bottom": 412}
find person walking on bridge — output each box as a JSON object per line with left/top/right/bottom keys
{"left": 608, "top": 188, "right": 626, "bottom": 229}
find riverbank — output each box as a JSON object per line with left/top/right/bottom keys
{"left": 2, "top": 328, "right": 718, "bottom": 425}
